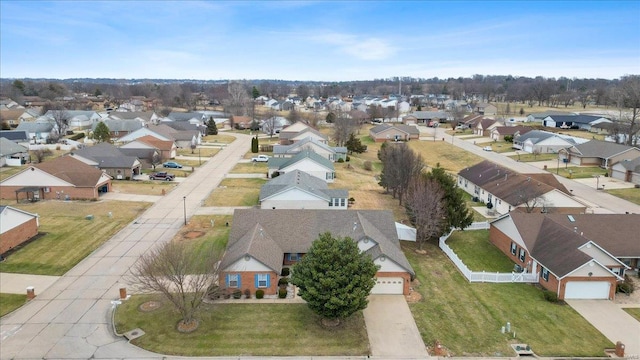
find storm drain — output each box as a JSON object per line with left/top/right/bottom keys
{"left": 123, "top": 328, "right": 145, "bottom": 341}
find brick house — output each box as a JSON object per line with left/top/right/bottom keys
{"left": 0, "top": 206, "right": 39, "bottom": 255}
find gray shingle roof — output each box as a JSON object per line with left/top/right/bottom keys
{"left": 617, "top": 157, "right": 640, "bottom": 172}
{"left": 92, "top": 119, "right": 143, "bottom": 132}
{"left": 225, "top": 209, "right": 415, "bottom": 276}
{"left": 272, "top": 136, "right": 341, "bottom": 155}
{"left": 568, "top": 140, "right": 639, "bottom": 158}
{"left": 167, "top": 112, "right": 204, "bottom": 122}
{"left": 259, "top": 170, "right": 347, "bottom": 201}
{"left": 72, "top": 143, "right": 139, "bottom": 168}
{"left": 546, "top": 114, "right": 608, "bottom": 124}
{"left": 268, "top": 151, "right": 334, "bottom": 171}
{"left": 0, "top": 137, "right": 28, "bottom": 156}
{"left": 16, "top": 122, "right": 53, "bottom": 133}
{"left": 0, "top": 130, "right": 29, "bottom": 141}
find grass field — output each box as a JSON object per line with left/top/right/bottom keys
{"left": 409, "top": 141, "right": 484, "bottom": 173}
{"left": 446, "top": 230, "right": 514, "bottom": 272}
{"left": 606, "top": 188, "right": 640, "bottom": 205}
{"left": 229, "top": 162, "right": 269, "bottom": 174}
{"left": 204, "top": 178, "right": 265, "bottom": 207}
{"left": 0, "top": 200, "right": 150, "bottom": 275}
{"left": 623, "top": 308, "right": 640, "bottom": 322}
{"left": 0, "top": 294, "right": 27, "bottom": 317}
{"left": 176, "top": 147, "right": 220, "bottom": 157}
{"left": 405, "top": 241, "right": 613, "bottom": 356}
{"left": 508, "top": 152, "right": 557, "bottom": 162}
{"left": 115, "top": 296, "right": 368, "bottom": 356}
{"left": 202, "top": 134, "right": 236, "bottom": 144}
{"left": 111, "top": 180, "right": 176, "bottom": 196}
{"left": 555, "top": 166, "right": 608, "bottom": 179}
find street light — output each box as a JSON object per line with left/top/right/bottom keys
{"left": 183, "top": 196, "right": 187, "bottom": 226}
{"left": 198, "top": 148, "right": 201, "bottom": 166}
{"left": 594, "top": 175, "right": 600, "bottom": 190}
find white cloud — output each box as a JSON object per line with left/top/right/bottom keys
{"left": 311, "top": 32, "right": 396, "bottom": 60}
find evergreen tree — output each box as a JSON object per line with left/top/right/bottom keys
{"left": 291, "top": 232, "right": 378, "bottom": 325}
{"left": 345, "top": 133, "right": 366, "bottom": 154}
{"left": 425, "top": 166, "right": 474, "bottom": 230}
{"left": 93, "top": 121, "right": 111, "bottom": 143}
{"left": 251, "top": 135, "right": 259, "bottom": 153}
{"left": 206, "top": 116, "right": 218, "bottom": 135}
{"left": 252, "top": 86, "right": 260, "bottom": 99}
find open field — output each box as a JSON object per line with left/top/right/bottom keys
{"left": 405, "top": 241, "right": 613, "bottom": 356}
{"left": 409, "top": 140, "right": 484, "bottom": 173}
{"left": 204, "top": 178, "right": 265, "bottom": 207}
{"left": 446, "top": 230, "right": 515, "bottom": 272}
{"left": 115, "top": 297, "right": 369, "bottom": 356}
{"left": 0, "top": 200, "right": 150, "bottom": 275}
{"left": 606, "top": 188, "right": 640, "bottom": 205}
{"left": 492, "top": 102, "right": 615, "bottom": 116}
{"left": 0, "top": 294, "right": 27, "bottom": 317}
{"left": 110, "top": 180, "right": 176, "bottom": 196}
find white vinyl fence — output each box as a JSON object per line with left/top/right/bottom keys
{"left": 439, "top": 222, "right": 539, "bottom": 283}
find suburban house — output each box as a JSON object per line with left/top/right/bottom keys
{"left": 561, "top": 140, "right": 640, "bottom": 168}
{"left": 278, "top": 122, "right": 327, "bottom": 145}
{"left": 490, "top": 212, "right": 637, "bottom": 300}
{"left": 116, "top": 126, "right": 172, "bottom": 143}
{"left": 474, "top": 118, "right": 500, "bottom": 137}
{"left": 220, "top": 209, "right": 416, "bottom": 296}
{"left": 0, "top": 156, "right": 112, "bottom": 201}
{"left": 474, "top": 102, "right": 497, "bottom": 116}
{"left": 513, "top": 130, "right": 584, "bottom": 154}
{"left": 543, "top": 114, "right": 612, "bottom": 131}
{"left": 462, "top": 114, "right": 484, "bottom": 129}
{"left": 69, "top": 142, "right": 142, "bottom": 179}
{"left": 92, "top": 119, "right": 143, "bottom": 139}
{"left": 526, "top": 111, "right": 573, "bottom": 123}
{"left": 457, "top": 160, "right": 587, "bottom": 214}
{"left": 231, "top": 115, "right": 254, "bottom": 129}
{"left": 610, "top": 157, "right": 640, "bottom": 185}
{"left": 272, "top": 136, "right": 347, "bottom": 162}
{"left": 369, "top": 124, "right": 419, "bottom": 142}
{"left": 402, "top": 111, "right": 449, "bottom": 125}
{"left": 107, "top": 111, "right": 159, "bottom": 124}
{"left": 15, "top": 121, "right": 54, "bottom": 143}
{"left": 0, "top": 137, "right": 29, "bottom": 167}
{"left": 149, "top": 123, "right": 202, "bottom": 148}
{"left": 267, "top": 151, "right": 335, "bottom": 182}
{"left": 0, "top": 205, "right": 39, "bottom": 256}
{"left": 0, "top": 130, "right": 29, "bottom": 144}
{"left": 44, "top": 110, "right": 102, "bottom": 130}
{"left": 119, "top": 135, "right": 176, "bottom": 161}
{"left": 262, "top": 116, "right": 290, "bottom": 136}
{"left": 490, "top": 125, "right": 532, "bottom": 141}
{"left": 259, "top": 170, "right": 348, "bottom": 210}
{"left": 167, "top": 112, "right": 205, "bottom": 124}
{"left": 0, "top": 109, "right": 25, "bottom": 126}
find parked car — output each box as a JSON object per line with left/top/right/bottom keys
{"left": 149, "top": 172, "right": 175, "bottom": 181}
{"left": 482, "top": 146, "right": 493, "bottom": 151}
{"left": 251, "top": 155, "right": 270, "bottom": 162}
{"left": 163, "top": 161, "right": 183, "bottom": 168}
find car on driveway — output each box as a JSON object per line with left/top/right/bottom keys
{"left": 149, "top": 172, "right": 175, "bottom": 181}
{"left": 163, "top": 161, "right": 183, "bottom": 168}
{"left": 482, "top": 146, "right": 493, "bottom": 151}
{"left": 251, "top": 155, "right": 270, "bottom": 162}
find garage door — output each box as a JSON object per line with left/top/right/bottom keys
{"left": 371, "top": 277, "right": 404, "bottom": 295}
{"left": 564, "top": 281, "right": 610, "bottom": 299}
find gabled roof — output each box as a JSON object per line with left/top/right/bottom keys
{"left": 514, "top": 130, "right": 576, "bottom": 145}
{"left": 268, "top": 151, "right": 334, "bottom": 171}
{"left": 93, "top": 119, "right": 143, "bottom": 132}
{"left": 71, "top": 143, "right": 139, "bottom": 168}
{"left": 478, "top": 118, "right": 497, "bottom": 129}
{"left": 370, "top": 124, "right": 419, "bottom": 136}
{"left": 136, "top": 135, "right": 175, "bottom": 151}
{"left": 149, "top": 124, "right": 198, "bottom": 141}
{"left": 0, "top": 137, "right": 28, "bottom": 156}
{"left": 545, "top": 114, "right": 609, "bottom": 124}
{"left": 167, "top": 112, "right": 204, "bottom": 122}
{"left": 108, "top": 111, "right": 156, "bottom": 122}
{"left": 16, "top": 121, "right": 53, "bottom": 133}
{"left": 0, "top": 109, "right": 25, "bottom": 121}
{"left": 492, "top": 126, "right": 532, "bottom": 136}
{"left": 273, "top": 136, "right": 342, "bottom": 155}
{"left": 30, "top": 156, "right": 108, "bottom": 187}
{"left": 279, "top": 123, "right": 326, "bottom": 141}
{"left": 615, "top": 157, "right": 640, "bottom": 172}
{"left": 225, "top": 209, "right": 414, "bottom": 275}
{"left": 259, "top": 170, "right": 347, "bottom": 201}
{"left": 219, "top": 223, "right": 284, "bottom": 272}
{"left": 567, "top": 140, "right": 640, "bottom": 159}
{"left": 527, "top": 111, "right": 574, "bottom": 119}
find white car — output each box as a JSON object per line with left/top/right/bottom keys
{"left": 251, "top": 154, "right": 270, "bottom": 162}
{"left": 482, "top": 146, "right": 493, "bottom": 152}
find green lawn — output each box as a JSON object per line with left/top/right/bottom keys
{"left": 623, "top": 308, "right": 640, "bottom": 322}
{"left": 204, "top": 178, "right": 265, "bottom": 207}
{"left": 508, "top": 153, "right": 557, "bottom": 162}
{"left": 0, "top": 294, "right": 27, "bottom": 317}
{"left": 202, "top": 134, "right": 236, "bottom": 144}
{"left": 606, "top": 188, "right": 640, "bottom": 205}
{"left": 0, "top": 200, "right": 150, "bottom": 275}
{"left": 406, "top": 241, "right": 612, "bottom": 356}
{"left": 446, "top": 230, "right": 514, "bottom": 272}
{"left": 115, "top": 295, "right": 368, "bottom": 356}
{"left": 554, "top": 166, "right": 608, "bottom": 179}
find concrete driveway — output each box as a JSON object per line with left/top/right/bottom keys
{"left": 363, "top": 295, "right": 428, "bottom": 358}
{"left": 566, "top": 300, "right": 640, "bottom": 356}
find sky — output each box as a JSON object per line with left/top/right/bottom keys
{"left": 1, "top": 1, "right": 639, "bottom": 81}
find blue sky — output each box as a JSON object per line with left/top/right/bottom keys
{"left": 1, "top": 1, "right": 639, "bottom": 81}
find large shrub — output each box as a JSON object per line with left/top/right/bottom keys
{"left": 255, "top": 289, "right": 264, "bottom": 299}
{"left": 542, "top": 290, "right": 558, "bottom": 303}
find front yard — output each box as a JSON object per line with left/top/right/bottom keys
{"left": 0, "top": 200, "right": 150, "bottom": 275}
{"left": 607, "top": 188, "right": 640, "bottom": 205}
{"left": 508, "top": 153, "right": 557, "bottom": 162}
{"left": 554, "top": 166, "right": 608, "bottom": 179}
{"left": 406, "top": 238, "right": 612, "bottom": 356}
{"left": 111, "top": 180, "right": 176, "bottom": 196}
{"left": 203, "top": 178, "right": 265, "bottom": 207}
{"left": 0, "top": 294, "right": 27, "bottom": 317}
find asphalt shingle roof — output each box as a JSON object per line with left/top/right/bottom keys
{"left": 259, "top": 170, "right": 347, "bottom": 201}
{"left": 0, "top": 137, "right": 28, "bottom": 156}
{"left": 268, "top": 151, "right": 334, "bottom": 171}
{"left": 568, "top": 140, "right": 639, "bottom": 158}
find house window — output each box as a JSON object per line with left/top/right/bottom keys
{"left": 227, "top": 274, "right": 240, "bottom": 288}
{"left": 288, "top": 253, "right": 299, "bottom": 261}
{"left": 519, "top": 248, "right": 526, "bottom": 263}
{"left": 541, "top": 267, "right": 549, "bottom": 281}
{"left": 329, "top": 198, "right": 334, "bottom": 207}
{"left": 458, "top": 177, "right": 462, "bottom": 185}
{"left": 256, "top": 274, "right": 269, "bottom": 288}
{"left": 487, "top": 194, "right": 492, "bottom": 204}
{"left": 474, "top": 186, "right": 480, "bottom": 195}
{"left": 340, "top": 198, "right": 346, "bottom": 207}
{"left": 510, "top": 242, "right": 517, "bottom": 256}
{"left": 465, "top": 179, "right": 468, "bottom": 187}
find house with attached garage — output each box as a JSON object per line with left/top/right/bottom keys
{"left": 0, "top": 156, "right": 112, "bottom": 201}
{"left": 542, "top": 114, "right": 612, "bottom": 131}
{"left": 474, "top": 102, "right": 497, "bottom": 116}
{"left": 267, "top": 151, "right": 336, "bottom": 182}
{"left": 15, "top": 121, "right": 54, "bottom": 144}
{"left": 490, "top": 212, "right": 638, "bottom": 300}
{"left": 490, "top": 125, "right": 531, "bottom": 141}
{"left": 474, "top": 118, "right": 501, "bottom": 137}
{"left": 119, "top": 135, "right": 177, "bottom": 161}
{"left": 402, "top": 111, "right": 449, "bottom": 126}
{"left": 69, "top": 142, "right": 142, "bottom": 179}
{"left": 457, "top": 160, "right": 587, "bottom": 215}
{"left": 513, "top": 130, "right": 585, "bottom": 154}
{"left": 278, "top": 122, "right": 327, "bottom": 145}
{"left": 610, "top": 157, "right": 640, "bottom": 185}
{"left": 0, "top": 205, "right": 39, "bottom": 256}
{"left": 259, "top": 170, "right": 348, "bottom": 210}
{"left": 369, "top": 124, "right": 419, "bottom": 142}
{"left": 526, "top": 111, "right": 573, "bottom": 123}
{"left": 91, "top": 119, "right": 143, "bottom": 139}
{"left": 0, "top": 137, "right": 29, "bottom": 167}
{"left": 561, "top": 140, "right": 640, "bottom": 168}
{"left": 272, "top": 136, "right": 347, "bottom": 162}
{"left": 220, "top": 209, "right": 415, "bottom": 296}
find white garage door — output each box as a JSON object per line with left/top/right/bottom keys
{"left": 371, "top": 277, "right": 404, "bottom": 295}
{"left": 524, "top": 144, "right": 533, "bottom": 153}
{"left": 564, "top": 281, "right": 610, "bottom": 299}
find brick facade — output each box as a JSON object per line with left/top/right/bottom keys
{"left": 0, "top": 217, "right": 38, "bottom": 255}
{"left": 376, "top": 271, "right": 412, "bottom": 295}
{"left": 0, "top": 184, "right": 110, "bottom": 201}
{"left": 558, "top": 276, "right": 617, "bottom": 300}
{"left": 222, "top": 271, "right": 280, "bottom": 296}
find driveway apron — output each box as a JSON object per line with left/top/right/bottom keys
{"left": 363, "top": 295, "right": 429, "bottom": 358}
{"left": 567, "top": 300, "right": 640, "bottom": 356}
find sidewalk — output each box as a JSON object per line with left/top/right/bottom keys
{"left": 0, "top": 273, "right": 60, "bottom": 295}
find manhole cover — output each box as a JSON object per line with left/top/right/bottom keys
{"left": 124, "top": 328, "right": 145, "bottom": 341}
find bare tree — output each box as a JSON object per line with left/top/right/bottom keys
{"left": 49, "top": 108, "right": 69, "bottom": 141}
{"left": 515, "top": 178, "right": 546, "bottom": 213}
{"left": 224, "top": 82, "right": 250, "bottom": 116}
{"left": 31, "top": 149, "right": 52, "bottom": 163}
{"left": 405, "top": 175, "right": 447, "bottom": 249}
{"left": 615, "top": 75, "right": 640, "bottom": 146}
{"left": 378, "top": 143, "right": 424, "bottom": 205}
{"left": 333, "top": 110, "right": 358, "bottom": 146}
{"left": 151, "top": 152, "right": 161, "bottom": 170}
{"left": 126, "top": 241, "right": 222, "bottom": 330}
